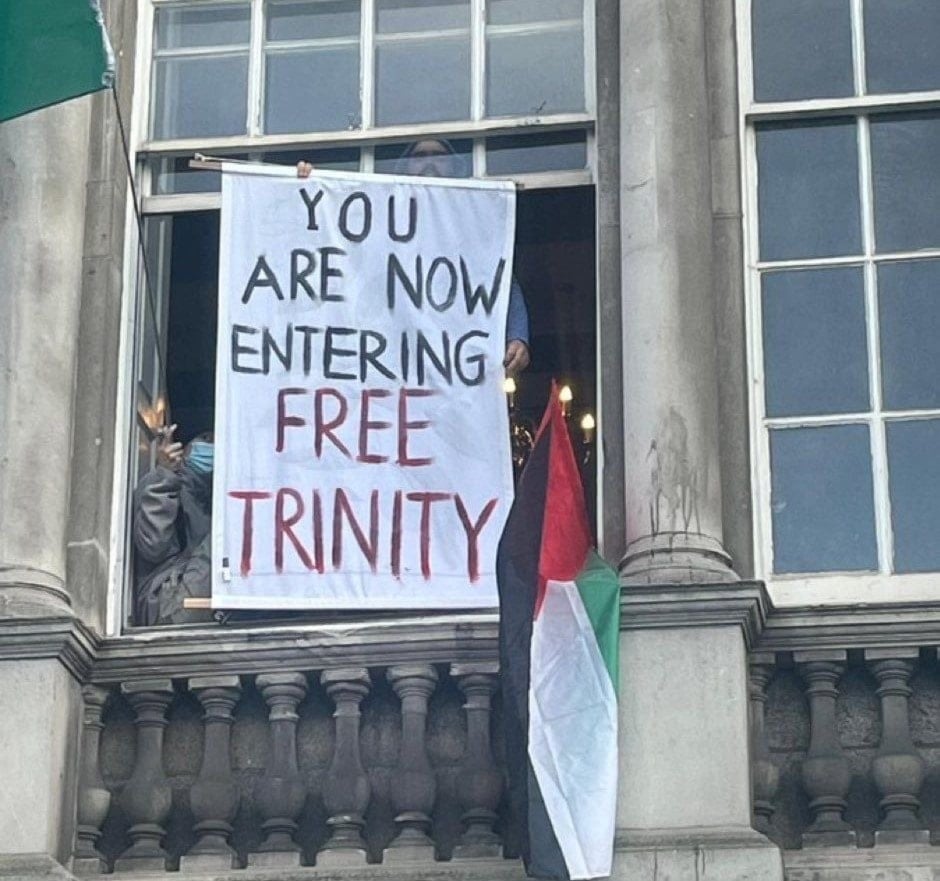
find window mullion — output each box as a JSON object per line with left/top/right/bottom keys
{"left": 247, "top": 0, "right": 265, "bottom": 136}
{"left": 850, "top": 0, "right": 867, "bottom": 97}
{"left": 362, "top": 0, "right": 375, "bottom": 129}
{"left": 471, "top": 0, "right": 485, "bottom": 122}
{"left": 858, "top": 114, "right": 892, "bottom": 574}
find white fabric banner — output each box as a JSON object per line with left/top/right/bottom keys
{"left": 212, "top": 164, "right": 516, "bottom": 609}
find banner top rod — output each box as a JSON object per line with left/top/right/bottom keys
{"left": 188, "top": 153, "right": 525, "bottom": 187}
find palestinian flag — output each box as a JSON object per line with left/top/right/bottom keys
{"left": 498, "top": 385, "right": 620, "bottom": 880}
{"left": 0, "top": 0, "right": 115, "bottom": 123}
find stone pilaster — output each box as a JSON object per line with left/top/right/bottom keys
{"left": 181, "top": 676, "right": 242, "bottom": 871}
{"left": 866, "top": 649, "right": 928, "bottom": 845}
{"left": 618, "top": 0, "right": 736, "bottom": 584}
{"left": 451, "top": 663, "right": 502, "bottom": 860}
{"left": 384, "top": 665, "right": 439, "bottom": 864}
{"left": 317, "top": 668, "right": 372, "bottom": 867}
{"left": 114, "top": 680, "right": 175, "bottom": 871}
{"left": 616, "top": 584, "right": 783, "bottom": 879}
{"left": 748, "top": 654, "right": 780, "bottom": 836}
{"left": 249, "top": 672, "right": 308, "bottom": 867}
{"left": 72, "top": 685, "right": 111, "bottom": 875}
{"left": 796, "top": 653, "right": 854, "bottom": 846}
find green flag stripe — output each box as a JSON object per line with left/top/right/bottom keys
{"left": 574, "top": 550, "right": 621, "bottom": 694}
{"left": 0, "top": 0, "right": 114, "bottom": 123}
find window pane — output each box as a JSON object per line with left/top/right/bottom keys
{"left": 151, "top": 154, "right": 248, "bottom": 194}
{"left": 762, "top": 267, "right": 869, "bottom": 417}
{"left": 375, "top": 139, "right": 472, "bottom": 176}
{"left": 265, "top": 48, "right": 360, "bottom": 133}
{"left": 266, "top": 0, "right": 360, "bottom": 40}
{"left": 152, "top": 55, "right": 249, "bottom": 139}
{"left": 756, "top": 120, "right": 861, "bottom": 261}
{"left": 155, "top": 3, "right": 250, "bottom": 49}
{"left": 377, "top": 0, "right": 468, "bottom": 33}
{"left": 752, "top": 0, "right": 853, "bottom": 102}
{"left": 770, "top": 425, "right": 877, "bottom": 573}
{"left": 887, "top": 419, "right": 940, "bottom": 573}
{"left": 486, "top": 131, "right": 587, "bottom": 175}
{"left": 870, "top": 112, "right": 940, "bottom": 253}
{"left": 864, "top": 0, "right": 940, "bottom": 94}
{"left": 487, "top": 28, "right": 584, "bottom": 117}
{"left": 376, "top": 37, "right": 470, "bottom": 124}
{"left": 878, "top": 259, "right": 940, "bottom": 410}
{"left": 488, "top": 0, "right": 582, "bottom": 25}
{"left": 262, "top": 147, "right": 361, "bottom": 171}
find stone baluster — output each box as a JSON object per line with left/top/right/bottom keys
{"left": 72, "top": 685, "right": 112, "bottom": 875}
{"left": 249, "top": 672, "right": 308, "bottom": 867}
{"left": 451, "top": 663, "right": 503, "bottom": 859}
{"left": 748, "top": 654, "right": 779, "bottom": 836}
{"left": 384, "top": 665, "right": 439, "bottom": 863}
{"left": 114, "top": 680, "right": 175, "bottom": 871}
{"left": 867, "top": 649, "right": 928, "bottom": 845}
{"left": 796, "top": 653, "right": 854, "bottom": 846}
{"left": 181, "top": 676, "right": 243, "bottom": 871}
{"left": 317, "top": 668, "right": 372, "bottom": 867}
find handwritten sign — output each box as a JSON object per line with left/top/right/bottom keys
{"left": 211, "top": 165, "right": 516, "bottom": 609}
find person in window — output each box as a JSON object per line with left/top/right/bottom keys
{"left": 297, "top": 138, "right": 531, "bottom": 374}
{"left": 133, "top": 425, "right": 215, "bottom": 626}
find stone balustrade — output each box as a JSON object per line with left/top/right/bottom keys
{"left": 72, "top": 657, "right": 506, "bottom": 873}
{"left": 748, "top": 647, "right": 940, "bottom": 850}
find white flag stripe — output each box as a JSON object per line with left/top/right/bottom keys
{"left": 528, "top": 579, "right": 618, "bottom": 879}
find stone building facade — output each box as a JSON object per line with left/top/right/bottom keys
{"left": 2, "top": 0, "right": 940, "bottom": 879}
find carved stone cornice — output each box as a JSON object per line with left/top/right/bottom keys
{"left": 619, "top": 581, "right": 771, "bottom": 649}
{"left": 0, "top": 614, "right": 99, "bottom": 681}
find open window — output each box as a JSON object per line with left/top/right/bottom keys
{"left": 120, "top": 0, "right": 598, "bottom": 628}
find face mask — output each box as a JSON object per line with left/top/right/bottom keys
{"left": 187, "top": 441, "right": 214, "bottom": 475}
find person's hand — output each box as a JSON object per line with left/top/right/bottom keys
{"left": 504, "top": 340, "right": 530, "bottom": 376}
{"left": 156, "top": 424, "right": 184, "bottom": 470}
{"left": 297, "top": 161, "right": 314, "bottom": 178}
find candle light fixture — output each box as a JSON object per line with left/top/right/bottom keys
{"left": 559, "top": 384, "right": 573, "bottom": 418}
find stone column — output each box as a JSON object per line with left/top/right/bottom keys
{"left": 796, "top": 653, "right": 854, "bottom": 846}
{"left": 115, "top": 680, "right": 175, "bottom": 871}
{"left": 618, "top": 0, "right": 736, "bottom": 583}
{"left": 748, "top": 654, "right": 780, "bottom": 836}
{"left": 867, "top": 650, "right": 928, "bottom": 845}
{"left": 72, "top": 685, "right": 112, "bottom": 874}
{"left": 317, "top": 668, "right": 371, "bottom": 867}
{"left": 384, "top": 665, "right": 438, "bottom": 864}
{"left": 181, "top": 676, "right": 242, "bottom": 871}
{"left": 0, "top": 100, "right": 91, "bottom": 616}
{"left": 249, "top": 672, "right": 308, "bottom": 867}
{"left": 451, "top": 663, "right": 502, "bottom": 859}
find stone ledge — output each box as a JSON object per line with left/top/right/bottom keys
{"left": 0, "top": 853, "right": 78, "bottom": 880}
{"left": 102, "top": 859, "right": 527, "bottom": 881}
{"left": 619, "top": 581, "right": 771, "bottom": 649}
{"left": 785, "top": 843, "right": 940, "bottom": 881}
{"left": 0, "top": 615, "right": 98, "bottom": 682}
{"left": 758, "top": 600, "right": 940, "bottom": 653}
{"left": 90, "top": 615, "right": 501, "bottom": 684}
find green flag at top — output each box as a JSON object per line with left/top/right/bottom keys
{"left": 0, "top": 0, "right": 115, "bottom": 123}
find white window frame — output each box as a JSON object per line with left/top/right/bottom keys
{"left": 107, "top": 0, "right": 600, "bottom": 635}
{"left": 737, "top": 0, "right": 940, "bottom": 608}
{"left": 134, "top": 0, "right": 597, "bottom": 213}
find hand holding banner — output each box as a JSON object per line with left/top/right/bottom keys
{"left": 212, "top": 165, "right": 516, "bottom": 610}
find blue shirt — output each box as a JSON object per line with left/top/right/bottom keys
{"left": 507, "top": 277, "right": 530, "bottom": 346}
